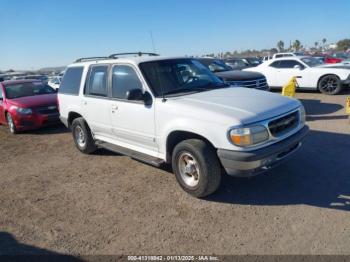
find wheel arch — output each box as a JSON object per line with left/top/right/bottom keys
{"left": 67, "top": 111, "right": 83, "bottom": 128}
{"left": 317, "top": 74, "right": 340, "bottom": 90}
{"left": 165, "top": 130, "right": 217, "bottom": 163}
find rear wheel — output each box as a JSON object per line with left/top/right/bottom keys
{"left": 6, "top": 113, "right": 17, "bottom": 134}
{"left": 172, "top": 139, "right": 222, "bottom": 198}
{"left": 71, "top": 117, "right": 97, "bottom": 154}
{"left": 318, "top": 75, "right": 342, "bottom": 95}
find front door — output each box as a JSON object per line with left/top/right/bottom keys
{"left": 109, "top": 64, "right": 157, "bottom": 155}
{"left": 273, "top": 60, "right": 305, "bottom": 87}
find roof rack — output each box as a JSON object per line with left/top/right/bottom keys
{"left": 108, "top": 52, "right": 159, "bottom": 58}
{"left": 75, "top": 57, "right": 109, "bottom": 63}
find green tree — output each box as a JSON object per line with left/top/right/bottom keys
{"left": 277, "top": 40, "right": 284, "bottom": 52}
{"left": 337, "top": 39, "right": 350, "bottom": 51}
{"left": 292, "top": 40, "right": 301, "bottom": 51}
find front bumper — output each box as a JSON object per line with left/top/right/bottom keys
{"left": 217, "top": 125, "right": 309, "bottom": 177}
{"left": 14, "top": 113, "right": 60, "bottom": 131}
{"left": 341, "top": 79, "right": 350, "bottom": 86}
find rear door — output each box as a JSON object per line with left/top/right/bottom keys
{"left": 81, "top": 65, "right": 113, "bottom": 138}
{"left": 109, "top": 64, "right": 157, "bottom": 154}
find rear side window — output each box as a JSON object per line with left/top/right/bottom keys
{"left": 278, "top": 60, "right": 303, "bottom": 68}
{"left": 59, "top": 67, "right": 83, "bottom": 95}
{"left": 269, "top": 61, "right": 281, "bottom": 68}
{"left": 86, "top": 65, "right": 108, "bottom": 97}
{"left": 0, "top": 87, "right": 3, "bottom": 99}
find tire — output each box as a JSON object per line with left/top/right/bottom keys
{"left": 172, "top": 139, "right": 222, "bottom": 198}
{"left": 71, "top": 117, "right": 97, "bottom": 154}
{"left": 318, "top": 75, "right": 342, "bottom": 95}
{"left": 6, "top": 113, "right": 18, "bottom": 134}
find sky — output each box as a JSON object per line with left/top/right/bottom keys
{"left": 1, "top": 0, "right": 349, "bottom": 70}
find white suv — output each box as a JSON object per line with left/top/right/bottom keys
{"left": 58, "top": 53, "right": 309, "bottom": 197}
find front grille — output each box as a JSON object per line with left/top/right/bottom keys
{"left": 268, "top": 111, "right": 299, "bottom": 137}
{"left": 36, "top": 106, "right": 58, "bottom": 115}
{"left": 228, "top": 77, "right": 268, "bottom": 90}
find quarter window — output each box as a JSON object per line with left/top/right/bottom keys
{"left": 112, "top": 65, "right": 143, "bottom": 99}
{"left": 269, "top": 61, "right": 281, "bottom": 68}
{"left": 59, "top": 67, "right": 83, "bottom": 95}
{"left": 0, "top": 87, "right": 3, "bottom": 99}
{"left": 87, "top": 66, "right": 108, "bottom": 97}
{"left": 278, "top": 60, "right": 303, "bottom": 69}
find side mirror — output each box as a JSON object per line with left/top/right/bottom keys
{"left": 0, "top": 97, "right": 3, "bottom": 101}
{"left": 294, "top": 65, "right": 303, "bottom": 70}
{"left": 126, "top": 89, "right": 152, "bottom": 106}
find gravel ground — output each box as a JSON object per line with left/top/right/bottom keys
{"left": 0, "top": 90, "right": 349, "bottom": 256}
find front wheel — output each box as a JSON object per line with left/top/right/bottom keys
{"left": 172, "top": 139, "right": 222, "bottom": 198}
{"left": 71, "top": 117, "right": 97, "bottom": 154}
{"left": 318, "top": 75, "right": 342, "bottom": 95}
{"left": 6, "top": 113, "right": 17, "bottom": 134}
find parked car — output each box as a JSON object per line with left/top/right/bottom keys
{"left": 0, "top": 80, "right": 59, "bottom": 133}
{"left": 262, "top": 56, "right": 272, "bottom": 62}
{"left": 197, "top": 58, "right": 269, "bottom": 90}
{"left": 272, "top": 52, "right": 304, "bottom": 59}
{"left": 48, "top": 76, "right": 62, "bottom": 90}
{"left": 312, "top": 54, "right": 342, "bottom": 64}
{"left": 242, "top": 57, "right": 262, "bottom": 67}
{"left": 58, "top": 53, "right": 308, "bottom": 197}
{"left": 245, "top": 56, "right": 350, "bottom": 95}
{"left": 224, "top": 58, "right": 250, "bottom": 70}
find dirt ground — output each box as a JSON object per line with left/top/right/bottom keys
{"left": 0, "top": 90, "right": 350, "bottom": 256}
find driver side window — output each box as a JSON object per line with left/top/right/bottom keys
{"left": 112, "top": 65, "right": 143, "bottom": 100}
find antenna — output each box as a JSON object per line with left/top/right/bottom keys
{"left": 149, "top": 30, "right": 157, "bottom": 53}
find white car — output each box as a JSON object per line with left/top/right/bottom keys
{"left": 272, "top": 52, "right": 304, "bottom": 59}
{"left": 48, "top": 76, "right": 62, "bottom": 90}
{"left": 245, "top": 56, "right": 350, "bottom": 95}
{"left": 58, "top": 53, "right": 308, "bottom": 197}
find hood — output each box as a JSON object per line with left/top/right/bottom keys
{"left": 215, "top": 70, "right": 264, "bottom": 81}
{"left": 7, "top": 94, "right": 57, "bottom": 108}
{"left": 168, "top": 88, "right": 300, "bottom": 125}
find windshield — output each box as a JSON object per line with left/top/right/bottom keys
{"left": 301, "top": 57, "right": 324, "bottom": 67}
{"left": 5, "top": 82, "right": 55, "bottom": 99}
{"left": 208, "top": 59, "right": 232, "bottom": 72}
{"left": 245, "top": 57, "right": 260, "bottom": 65}
{"left": 139, "top": 59, "right": 227, "bottom": 97}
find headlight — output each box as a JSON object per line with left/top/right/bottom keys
{"left": 299, "top": 106, "right": 306, "bottom": 126}
{"left": 16, "top": 107, "right": 33, "bottom": 115}
{"left": 229, "top": 125, "right": 269, "bottom": 147}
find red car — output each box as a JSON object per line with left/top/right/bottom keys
{"left": 0, "top": 80, "right": 59, "bottom": 134}
{"left": 312, "top": 55, "right": 343, "bottom": 64}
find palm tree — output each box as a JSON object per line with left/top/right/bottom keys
{"left": 315, "top": 42, "right": 318, "bottom": 48}
{"left": 277, "top": 40, "right": 284, "bottom": 52}
{"left": 322, "top": 38, "right": 327, "bottom": 50}
{"left": 292, "top": 40, "right": 301, "bottom": 51}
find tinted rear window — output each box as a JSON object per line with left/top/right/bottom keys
{"left": 59, "top": 67, "right": 83, "bottom": 95}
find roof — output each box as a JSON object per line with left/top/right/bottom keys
{"left": 69, "top": 55, "right": 191, "bottom": 68}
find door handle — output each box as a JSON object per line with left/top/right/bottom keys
{"left": 111, "top": 104, "right": 118, "bottom": 110}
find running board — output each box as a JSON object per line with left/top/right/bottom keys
{"left": 96, "top": 141, "right": 165, "bottom": 167}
